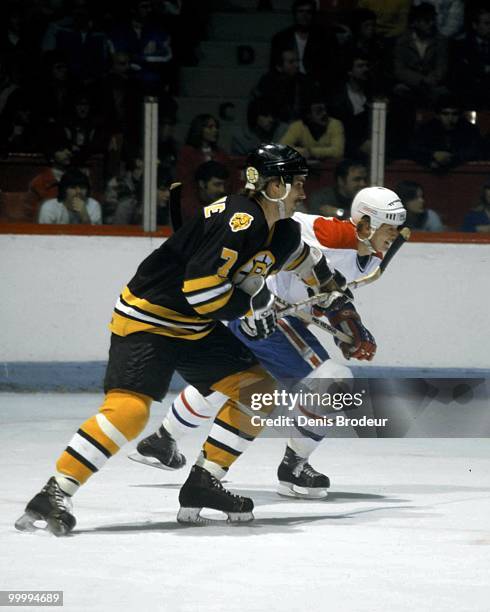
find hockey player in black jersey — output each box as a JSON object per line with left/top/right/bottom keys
{"left": 15, "top": 144, "right": 346, "bottom": 532}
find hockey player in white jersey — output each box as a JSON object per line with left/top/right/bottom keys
{"left": 130, "top": 186, "right": 407, "bottom": 499}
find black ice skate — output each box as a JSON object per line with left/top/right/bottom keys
{"left": 15, "top": 477, "right": 76, "bottom": 536}
{"left": 177, "top": 465, "right": 254, "bottom": 524}
{"left": 128, "top": 425, "right": 186, "bottom": 470}
{"left": 277, "top": 446, "right": 330, "bottom": 499}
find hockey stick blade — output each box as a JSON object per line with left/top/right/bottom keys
{"left": 169, "top": 182, "right": 183, "bottom": 232}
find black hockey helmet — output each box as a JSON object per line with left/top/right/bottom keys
{"left": 245, "top": 143, "right": 308, "bottom": 189}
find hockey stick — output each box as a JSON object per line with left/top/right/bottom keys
{"left": 169, "top": 182, "right": 183, "bottom": 231}
{"left": 276, "top": 227, "right": 411, "bottom": 317}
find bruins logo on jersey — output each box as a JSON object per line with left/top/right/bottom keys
{"left": 229, "top": 212, "right": 254, "bottom": 232}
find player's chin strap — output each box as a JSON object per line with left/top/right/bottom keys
{"left": 245, "top": 178, "right": 291, "bottom": 220}
{"left": 353, "top": 220, "right": 377, "bottom": 253}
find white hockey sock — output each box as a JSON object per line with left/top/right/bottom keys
{"left": 287, "top": 435, "right": 321, "bottom": 460}
{"left": 55, "top": 473, "right": 80, "bottom": 496}
{"left": 162, "top": 386, "right": 227, "bottom": 440}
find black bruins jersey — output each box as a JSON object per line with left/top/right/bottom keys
{"left": 110, "top": 194, "right": 311, "bottom": 340}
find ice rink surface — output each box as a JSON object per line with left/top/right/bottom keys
{"left": 1, "top": 392, "right": 489, "bottom": 612}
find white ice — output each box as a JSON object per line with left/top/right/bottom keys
{"left": 1, "top": 392, "right": 489, "bottom": 612}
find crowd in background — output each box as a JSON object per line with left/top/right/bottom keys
{"left": 0, "top": 0, "right": 489, "bottom": 232}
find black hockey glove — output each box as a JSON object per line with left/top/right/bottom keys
{"left": 310, "top": 256, "right": 346, "bottom": 292}
{"left": 239, "top": 279, "right": 277, "bottom": 340}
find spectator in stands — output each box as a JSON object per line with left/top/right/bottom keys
{"left": 97, "top": 51, "right": 142, "bottom": 153}
{"left": 393, "top": 2, "right": 449, "bottom": 106}
{"left": 108, "top": 0, "right": 173, "bottom": 96}
{"left": 395, "top": 180, "right": 444, "bottom": 231}
{"left": 50, "top": 4, "right": 108, "bottom": 86}
{"left": 252, "top": 48, "right": 315, "bottom": 124}
{"left": 411, "top": 95, "right": 482, "bottom": 170}
{"left": 308, "top": 158, "right": 368, "bottom": 218}
{"left": 269, "top": 0, "right": 340, "bottom": 88}
{"left": 231, "top": 98, "right": 279, "bottom": 155}
{"left": 0, "top": 56, "right": 21, "bottom": 127}
{"left": 104, "top": 154, "right": 143, "bottom": 224}
{"left": 36, "top": 52, "right": 75, "bottom": 127}
{"left": 280, "top": 94, "right": 344, "bottom": 162}
{"left": 328, "top": 53, "right": 372, "bottom": 158}
{"left": 175, "top": 114, "right": 230, "bottom": 189}
{"left": 451, "top": 7, "right": 490, "bottom": 109}
{"left": 358, "top": 0, "right": 411, "bottom": 44}
{"left": 181, "top": 160, "right": 230, "bottom": 223}
{"left": 346, "top": 9, "right": 386, "bottom": 94}
{"left": 461, "top": 178, "right": 490, "bottom": 233}
{"left": 38, "top": 167, "right": 102, "bottom": 224}
{"left": 29, "top": 141, "right": 73, "bottom": 205}
{"left": 59, "top": 91, "right": 108, "bottom": 165}
{"left": 0, "top": 93, "right": 38, "bottom": 153}
{"left": 413, "top": 0, "right": 464, "bottom": 39}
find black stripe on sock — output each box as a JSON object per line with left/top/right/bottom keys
{"left": 214, "top": 418, "right": 255, "bottom": 442}
{"left": 207, "top": 436, "right": 242, "bottom": 457}
{"left": 65, "top": 446, "right": 98, "bottom": 472}
{"left": 293, "top": 421, "right": 324, "bottom": 442}
{"left": 77, "top": 428, "right": 112, "bottom": 458}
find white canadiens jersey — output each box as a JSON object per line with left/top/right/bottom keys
{"left": 267, "top": 212, "right": 381, "bottom": 305}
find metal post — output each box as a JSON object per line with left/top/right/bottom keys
{"left": 143, "top": 97, "right": 158, "bottom": 232}
{"left": 369, "top": 100, "right": 387, "bottom": 186}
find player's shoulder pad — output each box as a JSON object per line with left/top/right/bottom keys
{"left": 294, "top": 212, "right": 357, "bottom": 249}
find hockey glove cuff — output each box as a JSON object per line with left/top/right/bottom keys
{"left": 239, "top": 279, "right": 277, "bottom": 340}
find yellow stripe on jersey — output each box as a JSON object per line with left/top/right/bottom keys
{"left": 121, "top": 286, "right": 211, "bottom": 324}
{"left": 182, "top": 275, "right": 226, "bottom": 294}
{"left": 284, "top": 243, "right": 309, "bottom": 272}
{"left": 109, "top": 311, "right": 215, "bottom": 340}
{"left": 192, "top": 288, "right": 234, "bottom": 314}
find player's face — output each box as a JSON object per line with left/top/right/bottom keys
{"left": 283, "top": 175, "right": 306, "bottom": 216}
{"left": 371, "top": 224, "right": 399, "bottom": 252}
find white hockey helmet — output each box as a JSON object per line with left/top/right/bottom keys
{"left": 351, "top": 187, "right": 406, "bottom": 230}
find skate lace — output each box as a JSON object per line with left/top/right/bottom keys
{"left": 210, "top": 474, "right": 242, "bottom": 500}
{"left": 48, "top": 481, "right": 71, "bottom": 511}
{"left": 302, "top": 462, "right": 320, "bottom": 478}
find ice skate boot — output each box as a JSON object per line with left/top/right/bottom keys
{"left": 277, "top": 446, "right": 330, "bottom": 499}
{"left": 177, "top": 465, "right": 254, "bottom": 524}
{"left": 15, "top": 477, "right": 76, "bottom": 536}
{"left": 128, "top": 425, "right": 186, "bottom": 470}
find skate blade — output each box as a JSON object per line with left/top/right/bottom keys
{"left": 277, "top": 482, "right": 329, "bottom": 500}
{"left": 177, "top": 507, "right": 254, "bottom": 525}
{"left": 15, "top": 511, "right": 71, "bottom": 536}
{"left": 127, "top": 450, "right": 183, "bottom": 471}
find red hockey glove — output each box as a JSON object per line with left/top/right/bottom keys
{"left": 328, "top": 305, "right": 377, "bottom": 361}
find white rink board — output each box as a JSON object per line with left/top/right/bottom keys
{"left": 2, "top": 234, "right": 489, "bottom": 368}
